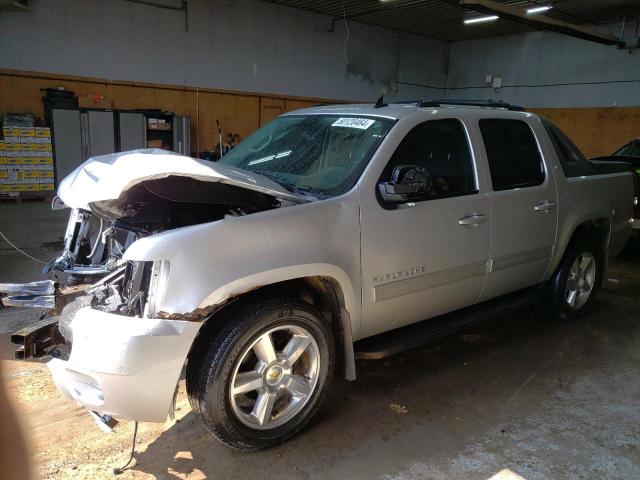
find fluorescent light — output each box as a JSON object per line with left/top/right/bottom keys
{"left": 464, "top": 15, "right": 499, "bottom": 24}
{"left": 526, "top": 5, "right": 552, "bottom": 14}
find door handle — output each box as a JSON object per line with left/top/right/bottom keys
{"left": 534, "top": 200, "right": 556, "bottom": 212}
{"left": 458, "top": 214, "right": 486, "bottom": 226}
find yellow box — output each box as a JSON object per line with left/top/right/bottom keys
{"left": 38, "top": 156, "right": 54, "bottom": 165}
{"left": 3, "top": 127, "right": 19, "bottom": 137}
{"left": 0, "top": 185, "right": 10, "bottom": 192}
{"left": 39, "top": 183, "right": 55, "bottom": 191}
{"left": 35, "top": 127, "right": 52, "bottom": 138}
{"left": 0, "top": 157, "right": 7, "bottom": 165}
{"left": 18, "top": 127, "right": 36, "bottom": 137}
{"left": 37, "top": 143, "right": 53, "bottom": 153}
{"left": 23, "top": 184, "right": 40, "bottom": 192}
{"left": 0, "top": 171, "right": 7, "bottom": 179}
{"left": 22, "top": 143, "right": 37, "bottom": 151}
{"left": 38, "top": 170, "right": 54, "bottom": 178}
{"left": 23, "top": 171, "right": 38, "bottom": 179}
{"left": 6, "top": 143, "right": 22, "bottom": 152}
{"left": 0, "top": 142, "right": 6, "bottom": 152}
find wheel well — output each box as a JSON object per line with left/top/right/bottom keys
{"left": 185, "top": 276, "right": 355, "bottom": 381}
{"left": 567, "top": 218, "right": 610, "bottom": 254}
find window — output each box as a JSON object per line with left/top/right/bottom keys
{"left": 613, "top": 141, "right": 640, "bottom": 158}
{"left": 218, "top": 115, "right": 394, "bottom": 197}
{"left": 480, "top": 119, "right": 545, "bottom": 191}
{"left": 380, "top": 119, "right": 476, "bottom": 202}
{"left": 541, "top": 119, "right": 596, "bottom": 177}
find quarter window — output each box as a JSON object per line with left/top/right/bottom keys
{"left": 541, "top": 119, "right": 595, "bottom": 177}
{"left": 380, "top": 119, "right": 476, "bottom": 202}
{"left": 480, "top": 119, "right": 545, "bottom": 191}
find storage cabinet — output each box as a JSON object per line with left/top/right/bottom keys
{"left": 49, "top": 108, "right": 190, "bottom": 187}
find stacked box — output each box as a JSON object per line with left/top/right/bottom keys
{"left": 1, "top": 127, "right": 54, "bottom": 193}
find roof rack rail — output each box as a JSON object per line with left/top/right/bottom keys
{"left": 418, "top": 99, "right": 526, "bottom": 112}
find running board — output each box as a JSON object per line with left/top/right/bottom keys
{"left": 354, "top": 288, "right": 544, "bottom": 360}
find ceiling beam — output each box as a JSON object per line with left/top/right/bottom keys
{"left": 459, "top": 0, "right": 624, "bottom": 46}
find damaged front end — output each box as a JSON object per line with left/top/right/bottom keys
{"left": 2, "top": 149, "right": 303, "bottom": 360}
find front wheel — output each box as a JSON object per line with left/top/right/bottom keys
{"left": 187, "top": 298, "right": 334, "bottom": 450}
{"left": 547, "top": 240, "right": 604, "bottom": 319}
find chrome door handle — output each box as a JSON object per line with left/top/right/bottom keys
{"left": 534, "top": 200, "right": 556, "bottom": 212}
{"left": 458, "top": 214, "right": 486, "bottom": 226}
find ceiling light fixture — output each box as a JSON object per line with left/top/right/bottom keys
{"left": 464, "top": 15, "right": 499, "bottom": 24}
{"left": 526, "top": 5, "right": 552, "bottom": 14}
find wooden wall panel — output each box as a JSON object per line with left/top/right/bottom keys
{"left": 259, "top": 97, "right": 286, "bottom": 127}
{"left": 3, "top": 69, "right": 637, "bottom": 159}
{"left": 530, "top": 107, "right": 640, "bottom": 158}
{"left": 0, "top": 69, "right": 337, "bottom": 154}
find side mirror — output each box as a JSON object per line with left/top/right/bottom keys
{"left": 378, "top": 165, "right": 433, "bottom": 203}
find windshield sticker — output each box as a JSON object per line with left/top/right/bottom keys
{"left": 331, "top": 118, "right": 375, "bottom": 130}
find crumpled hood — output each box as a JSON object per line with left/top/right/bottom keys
{"left": 57, "top": 149, "right": 307, "bottom": 209}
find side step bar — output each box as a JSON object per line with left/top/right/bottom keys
{"left": 354, "top": 288, "right": 544, "bottom": 360}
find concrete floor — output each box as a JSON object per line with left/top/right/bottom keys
{"left": 1, "top": 201, "right": 639, "bottom": 479}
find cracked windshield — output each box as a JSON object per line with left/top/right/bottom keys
{"left": 218, "top": 114, "right": 394, "bottom": 197}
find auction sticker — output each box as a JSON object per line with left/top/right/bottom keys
{"left": 331, "top": 118, "right": 375, "bottom": 129}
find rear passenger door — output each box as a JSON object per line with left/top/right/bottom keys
{"left": 478, "top": 118, "right": 558, "bottom": 301}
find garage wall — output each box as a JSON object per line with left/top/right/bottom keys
{"left": 447, "top": 26, "right": 640, "bottom": 108}
{"left": 0, "top": 0, "right": 449, "bottom": 102}
{"left": 0, "top": 68, "right": 336, "bottom": 152}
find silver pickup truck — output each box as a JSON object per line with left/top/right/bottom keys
{"left": 3, "top": 100, "right": 634, "bottom": 450}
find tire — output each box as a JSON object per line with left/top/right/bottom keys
{"left": 187, "top": 297, "right": 335, "bottom": 450}
{"left": 547, "top": 239, "right": 604, "bottom": 319}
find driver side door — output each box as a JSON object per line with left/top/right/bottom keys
{"left": 359, "top": 118, "right": 491, "bottom": 339}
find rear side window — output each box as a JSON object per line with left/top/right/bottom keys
{"left": 613, "top": 141, "right": 640, "bottom": 157}
{"left": 380, "top": 119, "right": 476, "bottom": 201}
{"left": 480, "top": 119, "right": 545, "bottom": 191}
{"left": 541, "top": 119, "right": 595, "bottom": 177}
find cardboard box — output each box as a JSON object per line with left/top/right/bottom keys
{"left": 2, "top": 127, "right": 20, "bottom": 143}
{"left": 18, "top": 127, "right": 36, "bottom": 137}
{"left": 148, "top": 123, "right": 171, "bottom": 131}
{"left": 7, "top": 166, "right": 23, "bottom": 184}
{"left": 38, "top": 183, "right": 55, "bottom": 191}
{"left": 23, "top": 184, "right": 40, "bottom": 192}
{"left": 36, "top": 128, "right": 52, "bottom": 144}
{"left": 35, "top": 127, "right": 51, "bottom": 138}
{"left": 78, "top": 95, "right": 112, "bottom": 109}
{"left": 37, "top": 143, "right": 53, "bottom": 153}
{"left": 147, "top": 140, "right": 163, "bottom": 148}
{"left": 6, "top": 143, "right": 22, "bottom": 153}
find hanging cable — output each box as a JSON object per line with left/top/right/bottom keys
{"left": 113, "top": 421, "right": 138, "bottom": 475}
{"left": 0, "top": 230, "right": 48, "bottom": 265}
{"left": 343, "top": 3, "right": 350, "bottom": 65}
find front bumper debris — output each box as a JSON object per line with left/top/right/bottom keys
{"left": 47, "top": 307, "right": 200, "bottom": 423}
{"left": 0, "top": 280, "right": 56, "bottom": 309}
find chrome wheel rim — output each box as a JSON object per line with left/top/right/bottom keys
{"left": 229, "top": 325, "right": 320, "bottom": 430}
{"left": 565, "top": 252, "right": 596, "bottom": 310}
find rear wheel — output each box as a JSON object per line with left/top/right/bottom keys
{"left": 187, "top": 298, "right": 334, "bottom": 450}
{"left": 547, "top": 240, "right": 604, "bottom": 319}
